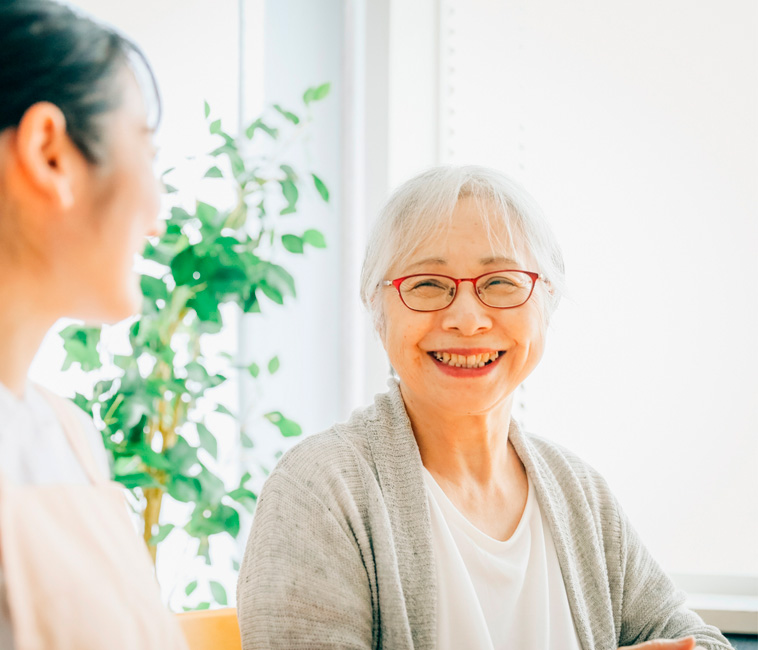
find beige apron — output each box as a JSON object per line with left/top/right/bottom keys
{"left": 0, "top": 388, "right": 188, "bottom": 650}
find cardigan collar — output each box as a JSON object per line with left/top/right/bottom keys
{"left": 361, "top": 380, "right": 612, "bottom": 650}
{"left": 363, "top": 380, "right": 437, "bottom": 649}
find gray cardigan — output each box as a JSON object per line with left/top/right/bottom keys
{"left": 237, "top": 382, "right": 732, "bottom": 650}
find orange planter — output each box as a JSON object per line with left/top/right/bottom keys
{"left": 176, "top": 607, "right": 242, "bottom": 650}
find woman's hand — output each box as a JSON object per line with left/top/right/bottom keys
{"left": 619, "top": 637, "right": 698, "bottom": 650}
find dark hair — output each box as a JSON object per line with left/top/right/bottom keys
{"left": 0, "top": 0, "right": 161, "bottom": 163}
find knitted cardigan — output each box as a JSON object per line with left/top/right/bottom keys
{"left": 237, "top": 382, "right": 732, "bottom": 650}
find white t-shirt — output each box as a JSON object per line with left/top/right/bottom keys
{"left": 423, "top": 467, "right": 582, "bottom": 650}
{"left": 0, "top": 380, "right": 111, "bottom": 650}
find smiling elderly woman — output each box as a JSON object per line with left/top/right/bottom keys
{"left": 236, "top": 166, "right": 732, "bottom": 650}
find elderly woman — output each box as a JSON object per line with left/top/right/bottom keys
{"left": 237, "top": 166, "right": 731, "bottom": 650}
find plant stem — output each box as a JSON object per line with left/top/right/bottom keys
{"left": 142, "top": 311, "right": 195, "bottom": 564}
{"left": 143, "top": 486, "right": 163, "bottom": 565}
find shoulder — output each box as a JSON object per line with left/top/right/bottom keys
{"left": 267, "top": 402, "right": 379, "bottom": 511}
{"left": 516, "top": 428, "right": 622, "bottom": 528}
{"left": 68, "top": 402, "right": 112, "bottom": 480}
{"left": 29, "top": 385, "right": 111, "bottom": 482}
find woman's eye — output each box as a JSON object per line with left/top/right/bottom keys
{"left": 486, "top": 277, "right": 516, "bottom": 287}
{"left": 413, "top": 280, "right": 445, "bottom": 289}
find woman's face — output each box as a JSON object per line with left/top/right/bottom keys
{"left": 380, "top": 196, "right": 548, "bottom": 416}
{"left": 66, "top": 68, "right": 162, "bottom": 323}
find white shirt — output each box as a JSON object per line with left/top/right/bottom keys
{"left": 423, "top": 467, "right": 582, "bottom": 650}
{"left": 0, "top": 380, "right": 111, "bottom": 650}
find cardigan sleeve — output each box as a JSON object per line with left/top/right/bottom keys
{"left": 615, "top": 504, "right": 733, "bottom": 650}
{"left": 236, "top": 468, "right": 374, "bottom": 650}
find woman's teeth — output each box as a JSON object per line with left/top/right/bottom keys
{"left": 431, "top": 351, "right": 500, "bottom": 368}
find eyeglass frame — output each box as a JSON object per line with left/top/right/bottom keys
{"left": 382, "top": 269, "right": 540, "bottom": 312}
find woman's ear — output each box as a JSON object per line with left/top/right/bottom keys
{"left": 14, "top": 102, "right": 80, "bottom": 210}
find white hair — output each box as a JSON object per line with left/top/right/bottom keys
{"left": 360, "top": 165, "right": 566, "bottom": 331}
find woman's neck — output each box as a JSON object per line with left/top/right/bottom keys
{"left": 0, "top": 264, "right": 57, "bottom": 396}
{"left": 400, "top": 382, "right": 516, "bottom": 486}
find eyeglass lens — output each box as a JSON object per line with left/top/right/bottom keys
{"left": 398, "top": 271, "right": 534, "bottom": 311}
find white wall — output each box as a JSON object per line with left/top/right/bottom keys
{"left": 427, "top": 0, "right": 758, "bottom": 578}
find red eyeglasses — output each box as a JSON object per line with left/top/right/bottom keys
{"left": 383, "top": 269, "right": 539, "bottom": 312}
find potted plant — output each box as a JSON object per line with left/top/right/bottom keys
{"left": 59, "top": 83, "right": 332, "bottom": 608}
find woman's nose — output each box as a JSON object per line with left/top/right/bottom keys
{"left": 440, "top": 281, "right": 493, "bottom": 335}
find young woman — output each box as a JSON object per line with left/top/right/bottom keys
{"left": 0, "top": 1, "right": 187, "bottom": 647}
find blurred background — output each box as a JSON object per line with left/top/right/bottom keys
{"left": 30, "top": 0, "right": 756, "bottom": 635}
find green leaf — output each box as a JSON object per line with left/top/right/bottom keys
{"left": 148, "top": 523, "right": 174, "bottom": 545}
{"left": 259, "top": 282, "right": 284, "bottom": 305}
{"left": 59, "top": 325, "right": 102, "bottom": 372}
{"left": 265, "top": 264, "right": 296, "bottom": 298}
{"left": 169, "top": 206, "right": 192, "bottom": 225}
{"left": 196, "top": 422, "right": 218, "bottom": 459}
{"left": 240, "top": 430, "right": 254, "bottom": 449}
{"left": 164, "top": 184, "right": 178, "bottom": 194}
{"left": 273, "top": 104, "right": 300, "bottom": 125}
{"left": 312, "top": 174, "right": 329, "bottom": 202}
{"left": 197, "top": 468, "right": 226, "bottom": 502}
{"left": 204, "top": 166, "right": 223, "bottom": 178}
{"left": 247, "top": 363, "right": 260, "bottom": 378}
{"left": 264, "top": 411, "right": 302, "bottom": 437}
{"left": 196, "top": 201, "right": 218, "bottom": 225}
{"left": 216, "top": 404, "right": 235, "bottom": 418}
{"left": 267, "top": 356, "right": 280, "bottom": 375}
{"left": 279, "top": 179, "right": 299, "bottom": 214}
{"left": 138, "top": 443, "right": 174, "bottom": 471}
{"left": 210, "top": 581, "right": 228, "bottom": 606}
{"left": 313, "top": 82, "right": 331, "bottom": 100}
{"left": 191, "top": 290, "right": 221, "bottom": 324}
{"left": 185, "top": 580, "right": 198, "bottom": 597}
{"left": 281, "top": 234, "right": 304, "bottom": 254}
{"left": 197, "top": 537, "right": 211, "bottom": 565}
{"left": 195, "top": 602, "right": 211, "bottom": 611}
{"left": 112, "top": 455, "right": 141, "bottom": 475}
{"left": 116, "top": 472, "right": 160, "bottom": 489}
{"left": 164, "top": 436, "right": 199, "bottom": 473}
{"left": 209, "top": 119, "right": 222, "bottom": 134}
{"left": 303, "top": 82, "right": 331, "bottom": 105}
{"left": 170, "top": 246, "right": 198, "bottom": 286}
{"left": 140, "top": 274, "right": 169, "bottom": 301}
{"left": 204, "top": 101, "right": 210, "bottom": 119}
{"left": 244, "top": 294, "right": 261, "bottom": 314}
{"left": 167, "top": 475, "right": 202, "bottom": 503}
{"left": 72, "top": 393, "right": 93, "bottom": 416}
{"left": 303, "top": 229, "right": 327, "bottom": 249}
{"left": 186, "top": 360, "right": 209, "bottom": 383}
{"left": 245, "top": 118, "right": 278, "bottom": 140}
{"left": 228, "top": 487, "right": 257, "bottom": 513}
{"left": 186, "top": 503, "right": 240, "bottom": 539}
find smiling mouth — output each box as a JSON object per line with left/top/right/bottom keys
{"left": 428, "top": 351, "right": 504, "bottom": 369}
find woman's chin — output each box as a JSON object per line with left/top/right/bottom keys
{"left": 403, "top": 382, "right": 513, "bottom": 417}
{"left": 109, "top": 291, "right": 142, "bottom": 323}
{"left": 73, "top": 289, "right": 141, "bottom": 325}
